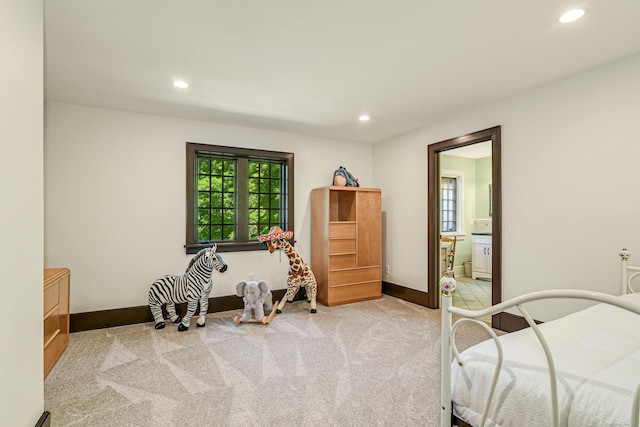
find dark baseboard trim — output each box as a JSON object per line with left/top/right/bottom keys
{"left": 382, "top": 281, "right": 429, "bottom": 307}
{"left": 71, "top": 281, "right": 539, "bottom": 334}
{"left": 453, "top": 415, "right": 472, "bottom": 427}
{"left": 495, "top": 311, "right": 542, "bottom": 333}
{"left": 35, "top": 411, "right": 51, "bottom": 427}
{"left": 70, "top": 288, "right": 304, "bottom": 332}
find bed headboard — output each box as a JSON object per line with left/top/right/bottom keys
{"left": 620, "top": 248, "right": 640, "bottom": 294}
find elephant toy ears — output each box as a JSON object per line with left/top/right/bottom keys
{"left": 257, "top": 226, "right": 293, "bottom": 243}
{"left": 236, "top": 281, "right": 247, "bottom": 297}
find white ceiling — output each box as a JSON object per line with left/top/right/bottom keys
{"left": 44, "top": 1, "right": 640, "bottom": 144}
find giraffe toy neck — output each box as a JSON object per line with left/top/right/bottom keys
{"left": 279, "top": 240, "right": 297, "bottom": 260}
{"left": 277, "top": 240, "right": 307, "bottom": 276}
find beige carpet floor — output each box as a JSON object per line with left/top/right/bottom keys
{"left": 44, "top": 295, "right": 492, "bottom": 426}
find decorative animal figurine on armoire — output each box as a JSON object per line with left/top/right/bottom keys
{"left": 257, "top": 226, "right": 318, "bottom": 314}
{"left": 148, "top": 244, "right": 228, "bottom": 331}
{"left": 234, "top": 280, "right": 277, "bottom": 324}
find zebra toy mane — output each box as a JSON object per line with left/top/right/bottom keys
{"left": 186, "top": 248, "right": 208, "bottom": 271}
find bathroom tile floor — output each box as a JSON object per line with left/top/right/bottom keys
{"left": 452, "top": 275, "right": 492, "bottom": 324}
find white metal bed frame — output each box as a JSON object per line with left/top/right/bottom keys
{"left": 440, "top": 249, "right": 640, "bottom": 427}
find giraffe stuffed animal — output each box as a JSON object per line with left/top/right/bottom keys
{"left": 258, "top": 226, "right": 318, "bottom": 314}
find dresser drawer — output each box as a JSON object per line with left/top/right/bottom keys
{"left": 329, "top": 266, "right": 381, "bottom": 286}
{"left": 327, "top": 281, "right": 381, "bottom": 305}
{"left": 329, "top": 254, "right": 356, "bottom": 269}
{"left": 44, "top": 280, "right": 60, "bottom": 315}
{"left": 329, "top": 238, "right": 356, "bottom": 255}
{"left": 329, "top": 222, "right": 356, "bottom": 238}
{"left": 44, "top": 308, "right": 60, "bottom": 346}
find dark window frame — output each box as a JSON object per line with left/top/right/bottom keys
{"left": 186, "top": 143, "right": 294, "bottom": 254}
{"left": 440, "top": 176, "right": 458, "bottom": 233}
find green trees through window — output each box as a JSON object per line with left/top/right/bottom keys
{"left": 186, "top": 143, "right": 293, "bottom": 253}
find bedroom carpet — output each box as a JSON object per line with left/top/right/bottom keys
{"left": 44, "top": 295, "right": 492, "bottom": 426}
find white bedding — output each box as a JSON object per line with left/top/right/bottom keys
{"left": 451, "top": 293, "right": 640, "bottom": 427}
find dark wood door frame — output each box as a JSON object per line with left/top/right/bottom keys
{"left": 427, "top": 126, "right": 502, "bottom": 327}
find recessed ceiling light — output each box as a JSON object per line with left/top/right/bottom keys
{"left": 359, "top": 114, "right": 370, "bottom": 122}
{"left": 558, "top": 8, "right": 586, "bottom": 24}
{"left": 173, "top": 80, "right": 189, "bottom": 89}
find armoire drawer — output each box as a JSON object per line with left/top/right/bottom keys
{"left": 329, "top": 222, "right": 356, "bottom": 238}
{"left": 329, "top": 238, "right": 356, "bottom": 255}
{"left": 327, "top": 281, "right": 381, "bottom": 305}
{"left": 329, "top": 254, "right": 356, "bottom": 269}
{"left": 329, "top": 266, "right": 380, "bottom": 286}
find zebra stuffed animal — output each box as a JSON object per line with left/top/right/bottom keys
{"left": 148, "top": 244, "right": 228, "bottom": 331}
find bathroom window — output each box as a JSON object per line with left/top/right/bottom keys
{"left": 440, "top": 170, "right": 464, "bottom": 235}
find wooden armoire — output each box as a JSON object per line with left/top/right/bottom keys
{"left": 311, "top": 186, "right": 382, "bottom": 306}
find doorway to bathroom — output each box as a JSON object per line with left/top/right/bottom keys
{"left": 427, "top": 126, "right": 503, "bottom": 329}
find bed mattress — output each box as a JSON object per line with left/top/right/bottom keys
{"left": 451, "top": 292, "right": 640, "bottom": 427}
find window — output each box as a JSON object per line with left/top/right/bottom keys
{"left": 440, "top": 170, "right": 464, "bottom": 235}
{"left": 186, "top": 143, "right": 293, "bottom": 253}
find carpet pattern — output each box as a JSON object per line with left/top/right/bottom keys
{"left": 45, "top": 295, "right": 490, "bottom": 426}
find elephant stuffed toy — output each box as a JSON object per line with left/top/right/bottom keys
{"left": 236, "top": 280, "right": 273, "bottom": 322}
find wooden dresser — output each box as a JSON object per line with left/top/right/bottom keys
{"left": 311, "top": 186, "right": 382, "bottom": 306}
{"left": 44, "top": 268, "right": 70, "bottom": 378}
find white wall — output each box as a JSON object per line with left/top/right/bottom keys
{"left": 44, "top": 103, "right": 373, "bottom": 313}
{"left": 0, "top": 0, "right": 44, "bottom": 424}
{"left": 374, "top": 52, "right": 640, "bottom": 320}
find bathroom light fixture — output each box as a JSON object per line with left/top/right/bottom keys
{"left": 359, "top": 114, "right": 370, "bottom": 122}
{"left": 173, "top": 80, "right": 189, "bottom": 89}
{"left": 558, "top": 8, "right": 586, "bottom": 23}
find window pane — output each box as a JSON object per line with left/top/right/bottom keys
{"left": 198, "top": 176, "right": 210, "bottom": 191}
{"left": 198, "top": 159, "right": 210, "bottom": 174}
{"left": 223, "top": 161, "right": 235, "bottom": 176}
{"left": 211, "top": 209, "right": 222, "bottom": 224}
{"left": 223, "top": 193, "right": 234, "bottom": 208}
{"left": 198, "top": 209, "right": 210, "bottom": 225}
{"left": 198, "top": 193, "right": 210, "bottom": 208}
{"left": 270, "top": 163, "right": 280, "bottom": 178}
{"left": 212, "top": 160, "right": 223, "bottom": 175}
{"left": 270, "top": 179, "right": 280, "bottom": 193}
{"left": 210, "top": 176, "right": 222, "bottom": 192}
{"left": 248, "top": 193, "right": 258, "bottom": 208}
{"left": 211, "top": 193, "right": 222, "bottom": 208}
{"left": 223, "top": 226, "right": 235, "bottom": 240}
{"left": 248, "top": 208, "right": 259, "bottom": 223}
{"left": 198, "top": 225, "right": 210, "bottom": 241}
{"left": 223, "top": 209, "right": 235, "bottom": 224}
{"left": 211, "top": 225, "right": 222, "bottom": 240}
{"left": 223, "top": 177, "right": 234, "bottom": 192}
{"left": 248, "top": 177, "right": 259, "bottom": 193}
